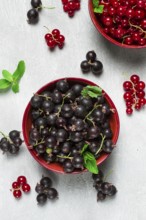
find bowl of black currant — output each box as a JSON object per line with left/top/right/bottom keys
{"left": 22, "top": 78, "right": 120, "bottom": 174}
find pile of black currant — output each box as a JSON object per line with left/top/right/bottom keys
{"left": 29, "top": 79, "right": 115, "bottom": 173}
{"left": 92, "top": 170, "right": 117, "bottom": 201}
{"left": 0, "top": 130, "right": 23, "bottom": 154}
{"left": 27, "top": 0, "right": 54, "bottom": 24}
{"left": 81, "top": 51, "right": 103, "bottom": 75}
{"left": 35, "top": 176, "right": 58, "bottom": 205}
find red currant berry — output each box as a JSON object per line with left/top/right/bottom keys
{"left": 102, "top": 16, "right": 113, "bottom": 27}
{"left": 58, "top": 43, "right": 64, "bottom": 49}
{"left": 62, "top": 0, "right": 68, "bottom": 4}
{"left": 129, "top": 0, "right": 137, "bottom": 5}
{"left": 130, "top": 74, "right": 140, "bottom": 84}
{"left": 111, "top": 0, "right": 119, "bottom": 8}
{"left": 22, "top": 183, "right": 31, "bottom": 193}
{"left": 117, "top": 6, "right": 127, "bottom": 16}
{"left": 108, "top": 6, "right": 116, "bottom": 16}
{"left": 139, "top": 98, "right": 146, "bottom": 106}
{"left": 47, "top": 39, "right": 56, "bottom": 49}
{"left": 138, "top": 38, "right": 146, "bottom": 46}
{"left": 124, "top": 36, "right": 133, "bottom": 45}
{"left": 63, "top": 4, "right": 69, "bottom": 12}
{"left": 135, "top": 102, "right": 141, "bottom": 110}
{"left": 123, "top": 92, "right": 132, "bottom": 101}
{"left": 68, "top": 1, "right": 76, "bottom": 10}
{"left": 45, "top": 33, "right": 52, "bottom": 41}
{"left": 126, "top": 108, "right": 133, "bottom": 115}
{"left": 13, "top": 190, "right": 22, "bottom": 199}
{"left": 12, "top": 182, "right": 20, "bottom": 189}
{"left": 135, "top": 81, "right": 145, "bottom": 91}
{"left": 75, "top": 2, "right": 80, "bottom": 10}
{"left": 68, "top": 10, "right": 74, "bottom": 17}
{"left": 52, "top": 29, "right": 60, "bottom": 39}
{"left": 123, "top": 81, "right": 133, "bottom": 91}
{"left": 140, "top": 19, "right": 146, "bottom": 30}
{"left": 58, "top": 35, "right": 65, "bottom": 43}
{"left": 126, "top": 8, "right": 135, "bottom": 19}
{"left": 17, "top": 176, "right": 27, "bottom": 185}
{"left": 137, "top": 0, "right": 145, "bottom": 8}
{"left": 134, "top": 9, "right": 145, "bottom": 20}
{"left": 126, "top": 101, "right": 133, "bottom": 108}
{"left": 132, "top": 32, "right": 141, "bottom": 42}
{"left": 136, "top": 90, "right": 145, "bottom": 98}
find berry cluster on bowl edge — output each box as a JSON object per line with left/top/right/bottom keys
{"left": 123, "top": 74, "right": 146, "bottom": 115}
{"left": 93, "top": 0, "right": 146, "bottom": 46}
{"left": 35, "top": 176, "right": 58, "bottom": 205}
{"left": 0, "top": 130, "right": 23, "bottom": 155}
{"left": 80, "top": 51, "right": 103, "bottom": 75}
{"left": 62, "top": 0, "right": 81, "bottom": 17}
{"left": 29, "top": 79, "right": 116, "bottom": 174}
{"left": 27, "top": 0, "right": 54, "bottom": 24}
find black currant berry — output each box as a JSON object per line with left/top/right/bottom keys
{"left": 88, "top": 126, "right": 100, "bottom": 140}
{"left": 91, "top": 60, "right": 103, "bottom": 75}
{"left": 86, "top": 51, "right": 96, "bottom": 62}
{"left": 74, "top": 105, "right": 87, "bottom": 118}
{"left": 42, "top": 100, "right": 54, "bottom": 113}
{"left": 31, "top": 110, "right": 40, "bottom": 120}
{"left": 12, "top": 137, "right": 22, "bottom": 147}
{"left": 56, "top": 129, "right": 68, "bottom": 142}
{"left": 35, "top": 117, "right": 47, "bottom": 129}
{"left": 43, "top": 153, "right": 56, "bottom": 163}
{"left": 88, "top": 141, "right": 100, "bottom": 154}
{"left": 74, "top": 119, "right": 85, "bottom": 131}
{"left": 30, "top": 95, "right": 42, "bottom": 108}
{"left": 45, "top": 136, "right": 57, "bottom": 149}
{"left": 94, "top": 181, "right": 103, "bottom": 192}
{"left": 27, "top": 9, "right": 39, "bottom": 24}
{"left": 46, "top": 188, "right": 58, "bottom": 200}
{"left": 31, "top": 0, "right": 42, "bottom": 8}
{"left": 92, "top": 170, "right": 104, "bottom": 182}
{"left": 41, "top": 128, "right": 50, "bottom": 138}
{"left": 30, "top": 128, "right": 40, "bottom": 141}
{"left": 52, "top": 91, "right": 63, "bottom": 104}
{"left": 65, "top": 90, "right": 76, "bottom": 101}
{"left": 80, "top": 61, "right": 90, "bottom": 73}
{"left": 71, "top": 84, "right": 83, "bottom": 97}
{"left": 37, "top": 193, "right": 47, "bottom": 205}
{"left": 9, "top": 144, "right": 19, "bottom": 154}
{"left": 108, "top": 185, "right": 117, "bottom": 196}
{"left": 97, "top": 191, "right": 106, "bottom": 201}
{"left": 61, "top": 104, "right": 73, "bottom": 118}
{"left": 61, "top": 142, "right": 72, "bottom": 154}
{"left": 78, "top": 97, "right": 93, "bottom": 111}
{"left": 72, "top": 155, "right": 83, "bottom": 169}
{"left": 101, "top": 182, "right": 111, "bottom": 195}
{"left": 102, "top": 139, "right": 114, "bottom": 153}
{"left": 103, "top": 128, "right": 113, "bottom": 139}
{"left": 70, "top": 131, "right": 83, "bottom": 143}
{"left": 35, "top": 144, "right": 46, "bottom": 154}
{"left": 35, "top": 184, "right": 44, "bottom": 194}
{"left": 56, "top": 117, "right": 67, "bottom": 128}
{"left": 0, "top": 141, "right": 10, "bottom": 152}
{"left": 63, "top": 159, "right": 74, "bottom": 173}
{"left": 9, "top": 130, "right": 20, "bottom": 141}
{"left": 56, "top": 80, "right": 69, "bottom": 93}
{"left": 40, "top": 177, "right": 52, "bottom": 189}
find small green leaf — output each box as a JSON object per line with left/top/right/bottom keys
{"left": 94, "top": 5, "right": 104, "bottom": 14}
{"left": 86, "top": 85, "right": 102, "bottom": 94}
{"left": 0, "top": 79, "right": 11, "bottom": 90}
{"left": 92, "top": 0, "right": 99, "bottom": 8}
{"left": 83, "top": 151, "right": 98, "bottom": 174}
{"left": 87, "top": 91, "right": 100, "bottom": 98}
{"left": 81, "top": 88, "right": 88, "bottom": 97}
{"left": 2, "top": 70, "right": 13, "bottom": 82}
{"left": 13, "top": 60, "right": 25, "bottom": 82}
{"left": 12, "top": 83, "right": 19, "bottom": 93}
{"left": 81, "top": 143, "right": 89, "bottom": 154}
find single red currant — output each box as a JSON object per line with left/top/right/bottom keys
{"left": 17, "top": 176, "right": 27, "bottom": 185}
{"left": 47, "top": 39, "right": 56, "bottom": 49}
{"left": 22, "top": 183, "right": 31, "bottom": 193}
{"left": 136, "top": 90, "right": 145, "bottom": 98}
{"left": 52, "top": 29, "right": 60, "bottom": 39}
{"left": 123, "top": 81, "right": 133, "bottom": 91}
{"left": 12, "top": 182, "right": 20, "bottom": 190}
{"left": 13, "top": 190, "right": 22, "bottom": 199}
{"left": 126, "top": 108, "right": 133, "bottom": 115}
{"left": 123, "top": 92, "right": 132, "bottom": 101}
{"left": 130, "top": 75, "right": 140, "bottom": 84}
{"left": 58, "top": 35, "right": 65, "bottom": 43}
{"left": 139, "top": 98, "right": 146, "bottom": 106}
{"left": 135, "top": 102, "right": 141, "bottom": 110}
{"left": 135, "top": 81, "right": 145, "bottom": 91}
{"left": 45, "top": 33, "right": 52, "bottom": 41}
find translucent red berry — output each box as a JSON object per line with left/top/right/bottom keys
{"left": 130, "top": 75, "right": 140, "bottom": 84}
{"left": 12, "top": 181, "right": 20, "bottom": 189}
{"left": 17, "top": 176, "right": 27, "bottom": 185}
{"left": 126, "top": 108, "right": 133, "bottom": 115}
{"left": 13, "top": 190, "right": 22, "bottom": 199}
{"left": 123, "top": 81, "right": 132, "bottom": 91}
{"left": 22, "top": 183, "right": 31, "bottom": 193}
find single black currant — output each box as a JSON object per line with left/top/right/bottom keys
{"left": 27, "top": 9, "right": 39, "bottom": 24}
{"left": 56, "top": 80, "right": 69, "bottom": 93}
{"left": 97, "top": 191, "right": 106, "bottom": 201}
{"left": 91, "top": 60, "right": 103, "bottom": 75}
{"left": 31, "top": 0, "right": 42, "bottom": 8}
{"left": 40, "top": 176, "right": 52, "bottom": 189}
{"left": 46, "top": 188, "right": 58, "bottom": 199}
{"left": 35, "top": 183, "right": 44, "bottom": 194}
{"left": 80, "top": 61, "right": 91, "bottom": 73}
{"left": 86, "top": 51, "right": 96, "bottom": 62}
{"left": 37, "top": 193, "right": 47, "bottom": 204}
{"left": 9, "top": 130, "right": 20, "bottom": 141}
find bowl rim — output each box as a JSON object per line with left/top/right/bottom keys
{"left": 88, "top": 0, "right": 146, "bottom": 49}
{"left": 22, "top": 77, "right": 120, "bottom": 174}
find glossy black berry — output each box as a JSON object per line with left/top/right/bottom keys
{"left": 86, "top": 51, "right": 96, "bottom": 62}
{"left": 70, "top": 131, "right": 83, "bottom": 143}
{"left": 9, "top": 144, "right": 19, "bottom": 154}
{"left": 74, "top": 119, "right": 85, "bottom": 131}
{"left": 43, "top": 153, "right": 56, "bottom": 163}
{"left": 61, "top": 104, "right": 73, "bottom": 118}
{"left": 108, "top": 185, "right": 117, "bottom": 196}
{"left": 30, "top": 128, "right": 40, "bottom": 141}
{"left": 56, "top": 129, "right": 68, "bottom": 142}
{"left": 61, "top": 142, "right": 72, "bottom": 154}
{"left": 72, "top": 155, "right": 83, "bottom": 169}
{"left": 40, "top": 177, "right": 52, "bottom": 188}
{"left": 88, "top": 126, "right": 100, "bottom": 140}
{"left": 42, "top": 100, "right": 54, "bottom": 113}
{"left": 41, "top": 128, "right": 50, "bottom": 138}
{"left": 46, "top": 188, "right": 58, "bottom": 200}
{"left": 91, "top": 60, "right": 103, "bottom": 75}
{"left": 103, "top": 128, "right": 113, "bottom": 139}
{"left": 37, "top": 193, "right": 47, "bottom": 205}
{"left": 31, "top": 0, "right": 42, "bottom": 8}
{"left": 12, "top": 137, "right": 23, "bottom": 147}
{"left": 35, "top": 144, "right": 46, "bottom": 154}
{"left": 94, "top": 180, "right": 103, "bottom": 191}
{"left": 35, "top": 184, "right": 44, "bottom": 194}
{"left": 74, "top": 105, "right": 87, "bottom": 118}
{"left": 31, "top": 110, "right": 40, "bottom": 120}
{"left": 80, "top": 60, "right": 90, "bottom": 73}
{"left": 63, "top": 159, "right": 74, "bottom": 173}
{"left": 9, "top": 130, "right": 20, "bottom": 141}
{"left": 97, "top": 191, "right": 106, "bottom": 201}
{"left": 56, "top": 117, "right": 67, "bottom": 128}
{"left": 92, "top": 170, "right": 104, "bottom": 182}
{"left": 45, "top": 136, "right": 57, "bottom": 149}
{"left": 65, "top": 90, "right": 76, "bottom": 101}
{"left": 27, "top": 9, "right": 39, "bottom": 24}
{"left": 52, "top": 91, "right": 63, "bottom": 104}
{"left": 56, "top": 80, "right": 69, "bottom": 93}
{"left": 0, "top": 141, "right": 10, "bottom": 152}
{"left": 101, "top": 182, "right": 111, "bottom": 195}
{"left": 78, "top": 97, "right": 93, "bottom": 111}
{"left": 35, "top": 117, "right": 47, "bottom": 129}
{"left": 71, "top": 84, "right": 83, "bottom": 97}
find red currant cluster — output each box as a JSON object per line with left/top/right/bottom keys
{"left": 11, "top": 176, "right": 31, "bottom": 199}
{"left": 45, "top": 28, "right": 65, "bottom": 49}
{"left": 123, "top": 74, "right": 146, "bottom": 115}
{"left": 62, "top": 0, "right": 81, "bottom": 17}
{"left": 96, "top": 0, "right": 146, "bottom": 46}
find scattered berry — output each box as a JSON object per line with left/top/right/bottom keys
{"left": 13, "top": 190, "right": 22, "bottom": 199}
{"left": 123, "top": 74, "right": 146, "bottom": 115}
{"left": 44, "top": 27, "right": 65, "bottom": 50}
{"left": 61, "top": 0, "right": 81, "bottom": 18}
{"left": 22, "top": 183, "right": 31, "bottom": 193}
{"left": 80, "top": 51, "right": 103, "bottom": 75}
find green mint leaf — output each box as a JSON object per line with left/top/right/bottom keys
{"left": 12, "top": 82, "right": 19, "bottom": 93}
{"left": 81, "top": 143, "right": 89, "bottom": 154}
{"left": 12, "top": 60, "right": 26, "bottom": 82}
{"left": 2, "top": 70, "right": 13, "bottom": 82}
{"left": 87, "top": 91, "right": 100, "bottom": 98}
{"left": 0, "top": 79, "right": 11, "bottom": 90}
{"left": 81, "top": 85, "right": 102, "bottom": 98}
{"left": 86, "top": 85, "right": 102, "bottom": 94}
{"left": 81, "top": 88, "right": 88, "bottom": 97}
{"left": 92, "top": 0, "right": 99, "bottom": 8}
{"left": 94, "top": 5, "right": 104, "bottom": 14}
{"left": 83, "top": 151, "right": 98, "bottom": 174}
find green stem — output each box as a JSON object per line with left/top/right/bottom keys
{"left": 84, "top": 104, "right": 101, "bottom": 122}
{"left": 129, "top": 20, "right": 146, "bottom": 37}
{"left": 95, "top": 134, "right": 106, "bottom": 155}
{"left": 56, "top": 95, "right": 68, "bottom": 117}
{"left": 57, "top": 155, "right": 73, "bottom": 159}
{"left": 34, "top": 140, "right": 45, "bottom": 147}
{"left": 37, "top": 6, "right": 55, "bottom": 10}
{"left": 0, "top": 131, "right": 12, "bottom": 143}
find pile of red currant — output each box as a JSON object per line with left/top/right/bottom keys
{"left": 11, "top": 176, "right": 31, "bottom": 199}
{"left": 62, "top": 0, "right": 81, "bottom": 17}
{"left": 123, "top": 74, "right": 146, "bottom": 115}
{"left": 95, "top": 0, "right": 146, "bottom": 46}
{"left": 45, "top": 28, "right": 65, "bottom": 49}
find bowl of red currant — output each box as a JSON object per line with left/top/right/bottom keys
{"left": 89, "top": 0, "right": 146, "bottom": 48}
{"left": 22, "top": 78, "right": 120, "bottom": 174}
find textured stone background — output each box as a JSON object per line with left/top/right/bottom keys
{"left": 0, "top": 1, "right": 146, "bottom": 220}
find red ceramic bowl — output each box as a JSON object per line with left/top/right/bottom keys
{"left": 22, "top": 77, "right": 120, "bottom": 174}
{"left": 88, "top": 0, "right": 146, "bottom": 49}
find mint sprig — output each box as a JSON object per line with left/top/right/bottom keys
{"left": 92, "top": 0, "right": 104, "bottom": 14}
{"left": 81, "top": 85, "right": 102, "bottom": 98}
{"left": 0, "top": 60, "right": 26, "bottom": 93}
{"left": 83, "top": 151, "right": 99, "bottom": 174}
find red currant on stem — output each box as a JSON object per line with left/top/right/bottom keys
{"left": 13, "top": 190, "right": 22, "bottom": 199}
{"left": 22, "top": 183, "right": 31, "bottom": 193}
{"left": 12, "top": 181, "right": 20, "bottom": 190}
{"left": 17, "top": 176, "right": 27, "bottom": 185}
{"left": 130, "top": 74, "right": 140, "bottom": 84}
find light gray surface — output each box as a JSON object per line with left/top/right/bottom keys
{"left": 0, "top": 1, "right": 146, "bottom": 220}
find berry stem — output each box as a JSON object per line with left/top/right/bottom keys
{"left": 129, "top": 20, "right": 146, "bottom": 37}
{"left": 95, "top": 134, "right": 106, "bottom": 155}
{"left": 57, "top": 155, "right": 73, "bottom": 160}
{"left": 84, "top": 103, "right": 101, "bottom": 122}
{"left": 37, "top": 6, "right": 55, "bottom": 10}
{"left": 0, "top": 131, "right": 12, "bottom": 143}
{"left": 56, "top": 94, "right": 69, "bottom": 117}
